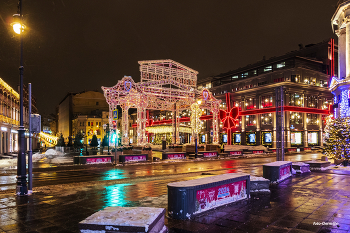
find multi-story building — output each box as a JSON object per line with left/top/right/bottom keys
{"left": 198, "top": 40, "right": 335, "bottom": 148}
{"left": 57, "top": 90, "right": 109, "bottom": 144}
{"left": 0, "top": 78, "right": 37, "bottom": 154}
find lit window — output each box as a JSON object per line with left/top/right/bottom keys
{"left": 232, "top": 75, "right": 239, "bottom": 79}
{"left": 277, "top": 62, "right": 285, "bottom": 68}
{"left": 264, "top": 66, "right": 272, "bottom": 72}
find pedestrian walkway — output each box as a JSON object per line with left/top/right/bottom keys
{"left": 0, "top": 170, "right": 349, "bottom": 232}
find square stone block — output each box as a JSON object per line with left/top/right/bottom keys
{"left": 250, "top": 176, "right": 270, "bottom": 192}
{"left": 79, "top": 207, "right": 166, "bottom": 233}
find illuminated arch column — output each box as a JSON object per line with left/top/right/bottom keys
{"left": 172, "top": 104, "right": 180, "bottom": 144}
{"left": 212, "top": 107, "right": 219, "bottom": 144}
{"left": 121, "top": 105, "right": 130, "bottom": 145}
{"left": 137, "top": 107, "right": 146, "bottom": 145}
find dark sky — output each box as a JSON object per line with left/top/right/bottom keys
{"left": 0, "top": 0, "right": 339, "bottom": 115}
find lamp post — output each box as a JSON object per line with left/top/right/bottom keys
{"left": 13, "top": 0, "right": 27, "bottom": 196}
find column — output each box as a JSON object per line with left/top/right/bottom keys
{"left": 272, "top": 112, "right": 277, "bottom": 148}
{"left": 285, "top": 111, "right": 291, "bottom": 148}
{"left": 121, "top": 105, "right": 130, "bottom": 145}
{"left": 338, "top": 29, "right": 346, "bottom": 78}
{"left": 346, "top": 21, "right": 350, "bottom": 78}
{"left": 212, "top": 107, "right": 219, "bottom": 144}
{"left": 137, "top": 107, "right": 146, "bottom": 146}
{"left": 171, "top": 104, "right": 180, "bottom": 144}
{"left": 303, "top": 113, "right": 308, "bottom": 147}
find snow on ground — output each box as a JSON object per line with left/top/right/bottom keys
{"left": 321, "top": 164, "right": 350, "bottom": 171}
{"left": 224, "top": 145, "right": 268, "bottom": 152}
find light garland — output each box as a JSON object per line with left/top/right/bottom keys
{"left": 39, "top": 132, "right": 58, "bottom": 145}
{"left": 146, "top": 126, "right": 192, "bottom": 134}
{"left": 0, "top": 78, "right": 19, "bottom": 99}
{"left": 191, "top": 102, "right": 202, "bottom": 134}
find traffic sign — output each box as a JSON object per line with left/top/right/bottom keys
{"left": 113, "top": 109, "right": 118, "bottom": 120}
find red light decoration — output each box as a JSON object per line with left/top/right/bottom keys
{"left": 219, "top": 93, "right": 239, "bottom": 145}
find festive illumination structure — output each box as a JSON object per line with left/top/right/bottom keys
{"left": 39, "top": 132, "right": 58, "bottom": 146}
{"left": 219, "top": 93, "right": 239, "bottom": 145}
{"left": 102, "top": 60, "right": 220, "bottom": 146}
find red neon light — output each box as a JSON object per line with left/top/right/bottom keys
{"left": 133, "top": 106, "right": 329, "bottom": 128}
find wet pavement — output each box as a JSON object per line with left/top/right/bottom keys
{"left": 0, "top": 153, "right": 350, "bottom": 232}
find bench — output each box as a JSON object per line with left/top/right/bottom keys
{"left": 292, "top": 162, "right": 311, "bottom": 173}
{"left": 119, "top": 154, "right": 148, "bottom": 163}
{"left": 263, "top": 161, "right": 292, "bottom": 183}
{"left": 79, "top": 207, "right": 166, "bottom": 233}
{"left": 162, "top": 152, "right": 186, "bottom": 160}
{"left": 168, "top": 173, "right": 250, "bottom": 220}
{"left": 73, "top": 155, "right": 114, "bottom": 165}
{"left": 304, "top": 161, "right": 331, "bottom": 170}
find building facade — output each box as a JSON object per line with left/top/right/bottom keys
{"left": 198, "top": 40, "right": 335, "bottom": 148}
{"left": 57, "top": 90, "right": 109, "bottom": 144}
{"left": 0, "top": 78, "right": 37, "bottom": 154}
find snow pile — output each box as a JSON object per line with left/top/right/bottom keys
{"left": 224, "top": 145, "right": 268, "bottom": 152}
{"left": 264, "top": 161, "right": 291, "bottom": 166}
{"left": 250, "top": 175, "right": 269, "bottom": 181}
{"left": 80, "top": 207, "right": 164, "bottom": 232}
{"left": 32, "top": 153, "right": 46, "bottom": 162}
{"left": 45, "top": 149, "right": 65, "bottom": 157}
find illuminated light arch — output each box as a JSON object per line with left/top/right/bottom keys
{"left": 102, "top": 60, "right": 221, "bottom": 146}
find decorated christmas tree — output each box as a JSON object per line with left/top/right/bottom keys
{"left": 324, "top": 116, "right": 350, "bottom": 159}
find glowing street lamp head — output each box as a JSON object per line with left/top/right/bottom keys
{"left": 197, "top": 100, "right": 202, "bottom": 105}
{"left": 12, "top": 23, "right": 22, "bottom": 34}
{"left": 12, "top": 14, "right": 25, "bottom": 34}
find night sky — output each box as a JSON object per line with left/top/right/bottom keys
{"left": 0, "top": 0, "right": 339, "bottom": 115}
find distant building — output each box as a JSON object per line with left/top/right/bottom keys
{"left": 57, "top": 90, "right": 109, "bottom": 144}
{"left": 0, "top": 78, "right": 37, "bottom": 154}
{"left": 198, "top": 40, "right": 335, "bottom": 148}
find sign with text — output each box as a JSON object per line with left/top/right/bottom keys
{"left": 30, "top": 114, "right": 41, "bottom": 133}
{"left": 202, "top": 152, "right": 217, "bottom": 158}
{"left": 195, "top": 180, "right": 247, "bottom": 213}
{"left": 113, "top": 109, "right": 118, "bottom": 120}
{"left": 167, "top": 153, "right": 185, "bottom": 159}
{"left": 125, "top": 155, "right": 147, "bottom": 162}
{"left": 229, "top": 151, "right": 242, "bottom": 155}
{"left": 279, "top": 165, "right": 291, "bottom": 180}
{"left": 86, "top": 157, "right": 111, "bottom": 164}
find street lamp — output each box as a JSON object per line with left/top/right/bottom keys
{"left": 13, "top": 0, "right": 27, "bottom": 196}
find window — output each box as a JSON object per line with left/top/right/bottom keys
{"left": 232, "top": 75, "right": 239, "bottom": 80}
{"left": 245, "top": 115, "right": 256, "bottom": 126}
{"left": 241, "top": 73, "right": 248, "bottom": 78}
{"left": 307, "top": 114, "right": 318, "bottom": 125}
{"left": 261, "top": 113, "right": 272, "bottom": 125}
{"left": 290, "top": 93, "right": 303, "bottom": 107}
{"left": 290, "top": 112, "right": 303, "bottom": 125}
{"left": 320, "top": 80, "right": 328, "bottom": 87}
{"left": 91, "top": 122, "right": 93, "bottom": 126}
{"left": 277, "top": 62, "right": 285, "bottom": 68}
{"left": 205, "top": 83, "right": 212, "bottom": 88}
{"left": 96, "top": 102, "right": 99, "bottom": 105}
{"left": 88, "top": 122, "right": 90, "bottom": 126}
{"left": 80, "top": 122, "right": 82, "bottom": 126}
{"left": 261, "top": 96, "right": 273, "bottom": 108}
{"left": 245, "top": 98, "right": 256, "bottom": 110}
{"left": 264, "top": 66, "right": 272, "bottom": 72}
{"left": 307, "top": 96, "right": 317, "bottom": 108}
{"left": 274, "top": 78, "right": 284, "bottom": 82}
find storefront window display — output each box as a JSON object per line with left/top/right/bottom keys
{"left": 233, "top": 133, "right": 241, "bottom": 145}
{"left": 246, "top": 132, "right": 256, "bottom": 146}
{"left": 261, "top": 113, "right": 272, "bottom": 125}
{"left": 308, "top": 131, "right": 318, "bottom": 145}
{"left": 291, "top": 132, "right": 303, "bottom": 146}
{"left": 261, "top": 131, "right": 272, "bottom": 146}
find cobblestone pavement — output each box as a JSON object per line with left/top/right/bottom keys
{"left": 0, "top": 155, "right": 350, "bottom": 232}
